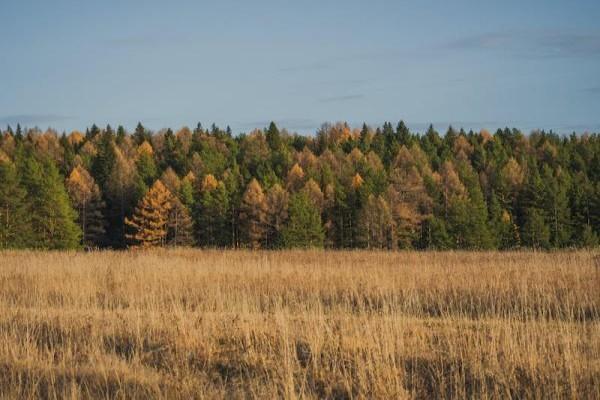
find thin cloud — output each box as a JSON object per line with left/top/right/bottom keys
{"left": 278, "top": 62, "right": 329, "bottom": 73}
{"left": 445, "top": 30, "right": 600, "bottom": 58}
{"left": 0, "top": 114, "right": 74, "bottom": 126}
{"left": 106, "top": 33, "right": 194, "bottom": 47}
{"left": 319, "top": 94, "right": 365, "bottom": 103}
{"left": 583, "top": 86, "right": 600, "bottom": 94}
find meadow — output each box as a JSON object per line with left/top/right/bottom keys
{"left": 0, "top": 250, "right": 598, "bottom": 399}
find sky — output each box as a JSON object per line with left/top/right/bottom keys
{"left": 1, "top": 0, "right": 600, "bottom": 135}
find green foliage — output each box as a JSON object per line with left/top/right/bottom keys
{"left": 0, "top": 160, "right": 32, "bottom": 248}
{"left": 0, "top": 122, "right": 598, "bottom": 250}
{"left": 19, "top": 153, "right": 81, "bottom": 249}
{"left": 521, "top": 208, "right": 551, "bottom": 249}
{"left": 282, "top": 192, "right": 324, "bottom": 248}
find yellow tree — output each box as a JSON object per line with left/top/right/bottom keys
{"left": 239, "top": 178, "right": 268, "bottom": 249}
{"left": 265, "top": 183, "right": 289, "bottom": 247}
{"left": 358, "top": 195, "right": 395, "bottom": 249}
{"left": 65, "top": 165, "right": 106, "bottom": 247}
{"left": 167, "top": 196, "right": 195, "bottom": 247}
{"left": 286, "top": 163, "right": 305, "bottom": 192}
{"left": 125, "top": 180, "right": 172, "bottom": 248}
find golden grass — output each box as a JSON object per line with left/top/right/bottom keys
{"left": 0, "top": 250, "right": 598, "bottom": 399}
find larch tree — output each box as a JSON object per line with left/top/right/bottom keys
{"left": 239, "top": 178, "right": 268, "bottom": 249}
{"left": 19, "top": 153, "right": 81, "bottom": 249}
{"left": 65, "top": 165, "right": 106, "bottom": 247}
{"left": 302, "top": 178, "right": 325, "bottom": 213}
{"left": 286, "top": 163, "right": 305, "bottom": 192}
{"left": 125, "top": 180, "right": 172, "bottom": 248}
{"left": 264, "top": 183, "right": 289, "bottom": 248}
{"left": 167, "top": 195, "right": 195, "bottom": 247}
{"left": 358, "top": 194, "right": 395, "bottom": 249}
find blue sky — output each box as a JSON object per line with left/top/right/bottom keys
{"left": 1, "top": 0, "right": 600, "bottom": 134}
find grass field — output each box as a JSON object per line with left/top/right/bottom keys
{"left": 0, "top": 250, "right": 598, "bottom": 399}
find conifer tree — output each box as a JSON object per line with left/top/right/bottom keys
{"left": 266, "top": 121, "right": 282, "bottom": 151}
{"left": 358, "top": 195, "right": 395, "bottom": 249}
{"left": 167, "top": 196, "right": 195, "bottom": 247}
{"left": 136, "top": 141, "right": 158, "bottom": 188}
{"left": 125, "top": 180, "right": 172, "bottom": 248}
{"left": 264, "top": 183, "right": 289, "bottom": 248}
{"left": 0, "top": 158, "right": 32, "bottom": 248}
{"left": 106, "top": 147, "right": 142, "bottom": 247}
{"left": 195, "top": 175, "right": 231, "bottom": 247}
{"left": 239, "top": 178, "right": 267, "bottom": 249}
{"left": 282, "top": 192, "right": 325, "bottom": 248}
{"left": 66, "top": 165, "right": 106, "bottom": 247}
{"left": 286, "top": 163, "right": 305, "bottom": 192}
{"left": 133, "top": 122, "right": 150, "bottom": 145}
{"left": 90, "top": 127, "right": 116, "bottom": 189}
{"left": 521, "top": 208, "right": 551, "bottom": 249}
{"left": 19, "top": 153, "right": 81, "bottom": 249}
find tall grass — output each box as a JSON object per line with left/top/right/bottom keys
{"left": 0, "top": 250, "right": 598, "bottom": 399}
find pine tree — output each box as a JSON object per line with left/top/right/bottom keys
{"left": 264, "top": 183, "right": 289, "bottom": 248}
{"left": 133, "top": 122, "right": 150, "bottom": 145}
{"left": 160, "top": 128, "right": 186, "bottom": 174}
{"left": 195, "top": 175, "right": 231, "bottom": 247}
{"left": 541, "top": 166, "right": 572, "bottom": 247}
{"left": 266, "top": 121, "right": 282, "bottom": 150}
{"left": 105, "top": 147, "right": 142, "bottom": 247}
{"left": 167, "top": 196, "right": 194, "bottom": 247}
{"left": 488, "top": 191, "right": 517, "bottom": 249}
{"left": 358, "top": 195, "right": 395, "bottom": 249}
{"left": 65, "top": 165, "right": 106, "bottom": 247}
{"left": 521, "top": 208, "right": 551, "bottom": 249}
{"left": 421, "top": 216, "right": 451, "bottom": 249}
{"left": 0, "top": 158, "right": 32, "bottom": 248}
{"left": 125, "top": 180, "right": 172, "bottom": 248}
{"left": 282, "top": 192, "right": 325, "bottom": 248}
{"left": 90, "top": 127, "right": 116, "bottom": 189}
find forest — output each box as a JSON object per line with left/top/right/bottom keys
{"left": 0, "top": 121, "right": 598, "bottom": 250}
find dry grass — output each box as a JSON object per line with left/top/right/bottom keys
{"left": 0, "top": 250, "right": 598, "bottom": 399}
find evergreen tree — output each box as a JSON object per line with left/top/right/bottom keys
{"left": 167, "top": 196, "right": 195, "bottom": 247}
{"left": 358, "top": 194, "right": 395, "bottom": 249}
{"left": 105, "top": 147, "right": 141, "bottom": 247}
{"left": 266, "top": 121, "right": 282, "bottom": 150}
{"left": 264, "top": 183, "right": 289, "bottom": 248}
{"left": 541, "top": 166, "right": 572, "bottom": 247}
{"left": 160, "top": 128, "right": 186, "bottom": 174}
{"left": 65, "top": 165, "right": 106, "bottom": 247}
{"left": 420, "top": 216, "right": 452, "bottom": 249}
{"left": 0, "top": 158, "right": 32, "bottom": 248}
{"left": 521, "top": 208, "right": 551, "bottom": 249}
{"left": 136, "top": 141, "right": 158, "bottom": 188}
{"left": 282, "top": 192, "right": 325, "bottom": 248}
{"left": 90, "top": 128, "right": 116, "bottom": 189}
{"left": 133, "top": 122, "right": 150, "bottom": 145}
{"left": 195, "top": 175, "right": 231, "bottom": 247}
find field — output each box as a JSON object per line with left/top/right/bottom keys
{"left": 0, "top": 250, "right": 598, "bottom": 399}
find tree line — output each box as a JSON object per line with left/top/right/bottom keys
{"left": 0, "top": 121, "right": 598, "bottom": 250}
